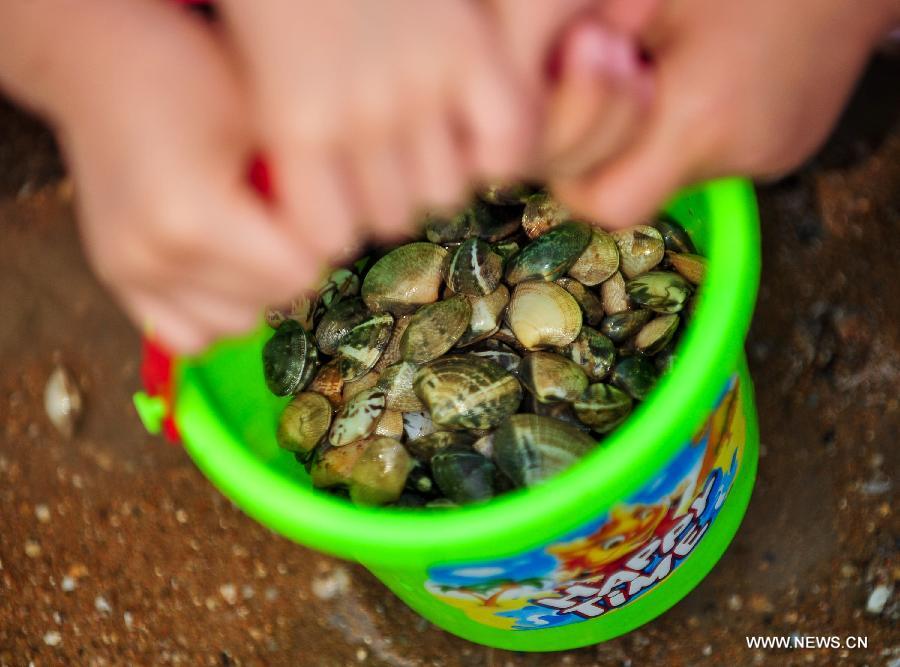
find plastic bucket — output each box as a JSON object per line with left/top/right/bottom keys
{"left": 135, "top": 177, "right": 760, "bottom": 651}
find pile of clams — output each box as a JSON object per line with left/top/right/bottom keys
{"left": 262, "top": 186, "right": 707, "bottom": 508}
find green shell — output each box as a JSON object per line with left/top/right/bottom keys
{"left": 556, "top": 277, "right": 604, "bottom": 327}
{"left": 599, "top": 309, "right": 653, "bottom": 344}
{"left": 653, "top": 217, "right": 697, "bottom": 254}
{"left": 414, "top": 355, "right": 522, "bottom": 430}
{"left": 447, "top": 237, "right": 503, "bottom": 296}
{"left": 625, "top": 271, "right": 692, "bottom": 314}
{"left": 493, "top": 414, "right": 596, "bottom": 487}
{"left": 572, "top": 384, "right": 633, "bottom": 433}
{"left": 262, "top": 321, "right": 319, "bottom": 397}
{"left": 561, "top": 326, "right": 616, "bottom": 381}
{"left": 610, "top": 355, "right": 659, "bottom": 401}
{"left": 431, "top": 446, "right": 496, "bottom": 504}
{"left": 337, "top": 312, "right": 394, "bottom": 381}
{"left": 400, "top": 295, "right": 472, "bottom": 364}
{"left": 314, "top": 297, "right": 369, "bottom": 356}
{"left": 504, "top": 221, "right": 592, "bottom": 284}
{"left": 362, "top": 242, "right": 447, "bottom": 315}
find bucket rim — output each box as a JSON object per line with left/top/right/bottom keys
{"left": 175, "top": 177, "right": 761, "bottom": 564}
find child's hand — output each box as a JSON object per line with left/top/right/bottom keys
{"left": 217, "top": 0, "right": 534, "bottom": 250}
{"left": 485, "top": 1, "right": 655, "bottom": 180}
{"left": 0, "top": 1, "right": 315, "bottom": 353}
{"left": 550, "top": 0, "right": 900, "bottom": 227}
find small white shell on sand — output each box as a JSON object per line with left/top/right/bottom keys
{"left": 44, "top": 365, "right": 82, "bottom": 439}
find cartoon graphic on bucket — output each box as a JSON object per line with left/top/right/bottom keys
{"left": 425, "top": 375, "right": 744, "bottom": 631}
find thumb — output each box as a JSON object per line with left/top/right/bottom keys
{"left": 549, "top": 99, "right": 707, "bottom": 227}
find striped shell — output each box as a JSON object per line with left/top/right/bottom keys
{"left": 400, "top": 295, "right": 471, "bottom": 364}
{"left": 572, "top": 384, "right": 633, "bottom": 433}
{"left": 414, "top": 355, "right": 522, "bottom": 430}
{"left": 315, "top": 297, "right": 369, "bottom": 355}
{"left": 493, "top": 414, "right": 596, "bottom": 487}
{"left": 362, "top": 243, "right": 448, "bottom": 315}
{"left": 507, "top": 281, "right": 582, "bottom": 350}
{"left": 378, "top": 361, "right": 425, "bottom": 412}
{"left": 447, "top": 237, "right": 503, "bottom": 296}
{"left": 561, "top": 326, "right": 616, "bottom": 381}
{"left": 337, "top": 313, "right": 394, "bottom": 381}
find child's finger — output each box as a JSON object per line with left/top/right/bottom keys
{"left": 550, "top": 97, "right": 706, "bottom": 228}
{"left": 406, "top": 110, "right": 467, "bottom": 211}
{"left": 346, "top": 134, "right": 415, "bottom": 241}
{"left": 540, "top": 23, "right": 650, "bottom": 177}
{"left": 274, "top": 151, "right": 358, "bottom": 264}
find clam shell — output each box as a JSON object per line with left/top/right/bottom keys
{"left": 654, "top": 217, "right": 697, "bottom": 254}
{"left": 625, "top": 271, "right": 692, "bottom": 314}
{"left": 400, "top": 295, "right": 471, "bottom": 364}
{"left": 276, "top": 392, "right": 333, "bottom": 457}
{"left": 490, "top": 326, "right": 529, "bottom": 354}
{"left": 262, "top": 321, "right": 319, "bottom": 396}
{"left": 402, "top": 411, "right": 436, "bottom": 441}
{"left": 342, "top": 371, "right": 381, "bottom": 403}
{"left": 44, "top": 365, "right": 82, "bottom": 439}
{"left": 493, "top": 414, "right": 596, "bottom": 487}
{"left": 467, "top": 339, "right": 522, "bottom": 374}
{"left": 374, "top": 409, "right": 405, "bottom": 439}
{"left": 431, "top": 447, "right": 496, "bottom": 504}
{"left": 519, "top": 352, "right": 588, "bottom": 403}
{"left": 611, "top": 355, "right": 659, "bottom": 401}
{"left": 611, "top": 225, "right": 665, "bottom": 278}
{"left": 447, "top": 237, "right": 503, "bottom": 296}
{"left": 634, "top": 314, "right": 680, "bottom": 355}
{"left": 310, "top": 439, "right": 370, "bottom": 488}
{"left": 600, "top": 271, "right": 629, "bottom": 315}
{"left": 472, "top": 433, "right": 494, "bottom": 458}
{"left": 308, "top": 359, "right": 344, "bottom": 408}
{"left": 507, "top": 281, "right": 582, "bottom": 350}
{"left": 317, "top": 268, "right": 360, "bottom": 309}
{"left": 424, "top": 211, "right": 470, "bottom": 244}
{"left": 521, "top": 193, "right": 570, "bottom": 239}
{"left": 362, "top": 242, "right": 447, "bottom": 315}
{"left": 556, "top": 277, "right": 604, "bottom": 327}
{"left": 414, "top": 355, "right": 522, "bottom": 430}
{"left": 337, "top": 313, "right": 394, "bottom": 381}
{"left": 456, "top": 284, "right": 509, "bottom": 348}
{"left": 505, "top": 221, "right": 592, "bottom": 285}
{"left": 572, "top": 384, "right": 633, "bottom": 433}
{"left": 349, "top": 437, "right": 413, "bottom": 506}
{"left": 599, "top": 309, "right": 653, "bottom": 344}
{"left": 568, "top": 230, "right": 619, "bottom": 285}
{"left": 479, "top": 182, "right": 534, "bottom": 205}
{"left": 378, "top": 361, "right": 425, "bottom": 412}
{"left": 528, "top": 396, "right": 591, "bottom": 432}
{"left": 373, "top": 315, "right": 411, "bottom": 372}
{"left": 405, "top": 431, "right": 474, "bottom": 461}
{"left": 467, "top": 200, "right": 522, "bottom": 242}
{"left": 315, "top": 297, "right": 369, "bottom": 355}
{"left": 329, "top": 387, "right": 386, "bottom": 446}
{"left": 561, "top": 326, "right": 616, "bottom": 381}
{"left": 491, "top": 239, "right": 520, "bottom": 265}
{"left": 666, "top": 251, "right": 706, "bottom": 285}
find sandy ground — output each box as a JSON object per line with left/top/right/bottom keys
{"left": 0, "top": 56, "right": 897, "bottom": 667}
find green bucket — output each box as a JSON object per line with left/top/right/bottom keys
{"left": 136, "top": 178, "right": 760, "bottom": 651}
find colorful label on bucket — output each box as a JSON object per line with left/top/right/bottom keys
{"left": 424, "top": 375, "right": 745, "bottom": 631}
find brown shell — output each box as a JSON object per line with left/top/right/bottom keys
{"left": 342, "top": 371, "right": 381, "bottom": 403}
{"left": 600, "top": 271, "right": 630, "bottom": 315}
{"left": 308, "top": 359, "right": 344, "bottom": 408}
